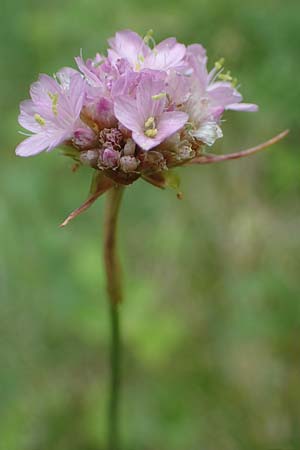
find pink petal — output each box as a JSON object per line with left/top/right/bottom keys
{"left": 132, "top": 110, "right": 188, "bottom": 151}
{"left": 114, "top": 95, "right": 141, "bottom": 133}
{"left": 15, "top": 133, "right": 52, "bottom": 157}
{"left": 207, "top": 82, "right": 242, "bottom": 107}
{"left": 111, "top": 71, "right": 140, "bottom": 98}
{"left": 157, "top": 111, "right": 188, "bottom": 140}
{"left": 166, "top": 70, "right": 191, "bottom": 105}
{"left": 75, "top": 56, "right": 103, "bottom": 87}
{"left": 132, "top": 131, "right": 160, "bottom": 151}
{"left": 186, "top": 43, "right": 207, "bottom": 60}
{"left": 56, "top": 67, "right": 79, "bottom": 89}
{"left": 68, "top": 73, "right": 86, "bottom": 118}
{"left": 108, "top": 29, "right": 149, "bottom": 66}
{"left": 226, "top": 102, "right": 259, "bottom": 112}
{"left": 189, "top": 55, "right": 209, "bottom": 93}
{"left": 136, "top": 74, "right": 166, "bottom": 122}
{"left": 18, "top": 100, "right": 41, "bottom": 133}
{"left": 145, "top": 39, "right": 186, "bottom": 71}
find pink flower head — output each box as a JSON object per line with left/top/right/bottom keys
{"left": 16, "top": 69, "right": 86, "bottom": 156}
{"left": 15, "top": 29, "right": 289, "bottom": 229}
{"left": 114, "top": 73, "right": 188, "bottom": 150}
{"left": 16, "top": 29, "right": 259, "bottom": 162}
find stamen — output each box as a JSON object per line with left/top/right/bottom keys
{"left": 144, "top": 116, "right": 155, "bottom": 128}
{"left": 152, "top": 92, "right": 167, "bottom": 100}
{"left": 48, "top": 92, "right": 59, "bottom": 116}
{"left": 144, "top": 116, "right": 158, "bottom": 138}
{"left": 143, "top": 29, "right": 156, "bottom": 50}
{"left": 34, "top": 113, "right": 46, "bottom": 126}
{"left": 232, "top": 77, "right": 238, "bottom": 88}
{"left": 143, "top": 29, "right": 154, "bottom": 44}
{"left": 218, "top": 71, "right": 233, "bottom": 82}
{"left": 145, "top": 129, "right": 158, "bottom": 138}
{"left": 214, "top": 57, "right": 225, "bottom": 70}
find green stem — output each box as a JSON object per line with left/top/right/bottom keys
{"left": 104, "top": 185, "right": 124, "bottom": 450}
{"left": 108, "top": 301, "right": 121, "bottom": 450}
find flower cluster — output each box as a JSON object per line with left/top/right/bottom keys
{"left": 16, "top": 29, "right": 258, "bottom": 187}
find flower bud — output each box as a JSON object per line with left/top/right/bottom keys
{"left": 99, "top": 147, "right": 120, "bottom": 169}
{"left": 73, "top": 127, "right": 97, "bottom": 149}
{"left": 123, "top": 138, "right": 136, "bottom": 156}
{"left": 139, "top": 150, "right": 167, "bottom": 172}
{"left": 79, "top": 149, "right": 99, "bottom": 167}
{"left": 177, "top": 145, "right": 195, "bottom": 160}
{"left": 120, "top": 156, "right": 139, "bottom": 173}
{"left": 86, "top": 97, "right": 117, "bottom": 128}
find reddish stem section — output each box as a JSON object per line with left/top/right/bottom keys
{"left": 187, "top": 130, "right": 289, "bottom": 165}
{"left": 104, "top": 186, "right": 124, "bottom": 305}
{"left": 103, "top": 185, "right": 125, "bottom": 450}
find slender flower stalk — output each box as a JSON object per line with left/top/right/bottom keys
{"left": 104, "top": 185, "right": 124, "bottom": 450}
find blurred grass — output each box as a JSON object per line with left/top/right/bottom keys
{"left": 1, "top": 0, "right": 300, "bottom": 449}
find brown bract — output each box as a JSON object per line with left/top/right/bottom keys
{"left": 60, "top": 130, "right": 289, "bottom": 228}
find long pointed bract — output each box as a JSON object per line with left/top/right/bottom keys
{"left": 186, "top": 130, "right": 289, "bottom": 165}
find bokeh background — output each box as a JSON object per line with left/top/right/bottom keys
{"left": 1, "top": 0, "right": 300, "bottom": 449}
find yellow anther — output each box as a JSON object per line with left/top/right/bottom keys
{"left": 144, "top": 116, "right": 158, "bottom": 138}
{"left": 218, "top": 71, "right": 233, "bottom": 82}
{"left": 152, "top": 92, "right": 166, "bottom": 100}
{"left": 143, "top": 29, "right": 154, "bottom": 44}
{"left": 144, "top": 116, "right": 155, "bottom": 128}
{"left": 145, "top": 128, "right": 158, "bottom": 138}
{"left": 143, "top": 29, "right": 156, "bottom": 50}
{"left": 214, "top": 57, "right": 225, "bottom": 70}
{"left": 135, "top": 62, "right": 141, "bottom": 72}
{"left": 137, "top": 54, "right": 145, "bottom": 63}
{"left": 48, "top": 92, "right": 59, "bottom": 116}
{"left": 34, "top": 113, "right": 46, "bottom": 126}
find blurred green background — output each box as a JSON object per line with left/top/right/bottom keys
{"left": 1, "top": 0, "right": 300, "bottom": 449}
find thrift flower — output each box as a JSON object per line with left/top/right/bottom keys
{"left": 14, "top": 29, "right": 289, "bottom": 450}
{"left": 16, "top": 69, "right": 86, "bottom": 156}
{"left": 16, "top": 29, "right": 287, "bottom": 225}
{"left": 114, "top": 73, "right": 188, "bottom": 150}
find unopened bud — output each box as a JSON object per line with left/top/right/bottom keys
{"left": 99, "top": 147, "right": 120, "bottom": 168}
{"left": 73, "top": 127, "right": 97, "bottom": 149}
{"left": 177, "top": 145, "right": 195, "bottom": 160}
{"left": 139, "top": 151, "right": 167, "bottom": 172}
{"left": 123, "top": 138, "right": 136, "bottom": 156}
{"left": 120, "top": 156, "right": 139, "bottom": 173}
{"left": 79, "top": 149, "right": 99, "bottom": 167}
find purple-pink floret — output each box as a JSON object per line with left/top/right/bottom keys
{"left": 16, "top": 29, "right": 258, "bottom": 170}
